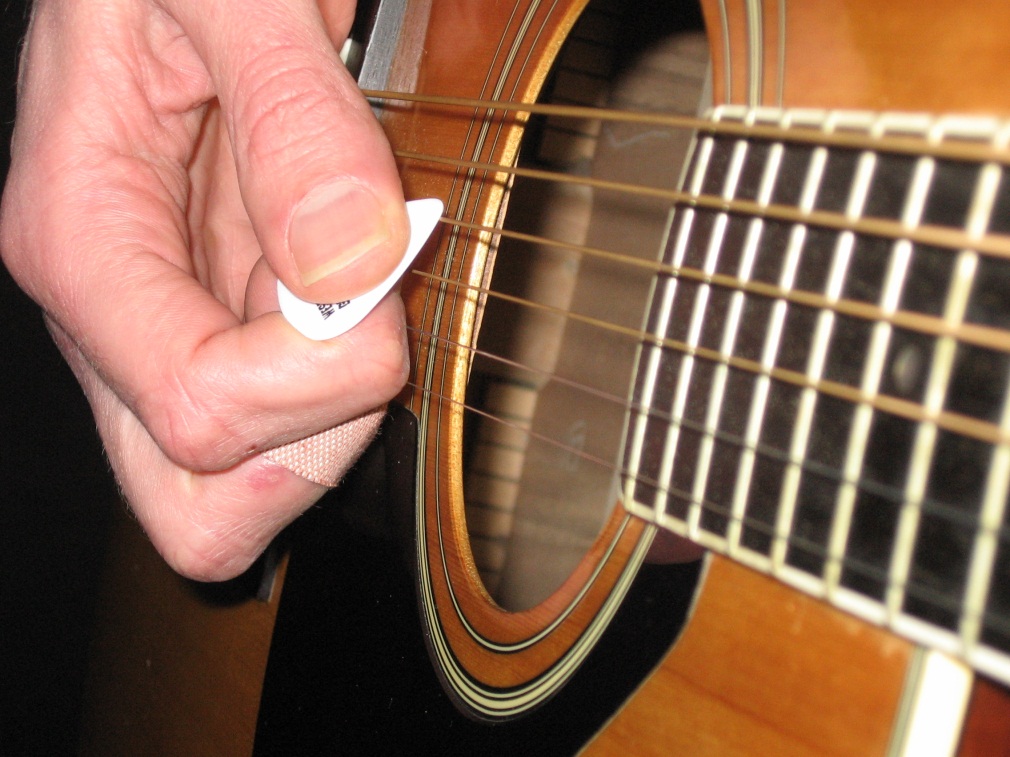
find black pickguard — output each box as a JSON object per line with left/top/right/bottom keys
{"left": 254, "top": 403, "right": 701, "bottom": 755}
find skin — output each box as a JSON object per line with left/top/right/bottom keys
{"left": 0, "top": 0, "right": 411, "bottom": 581}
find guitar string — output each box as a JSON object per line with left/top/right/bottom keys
{"left": 404, "top": 341, "right": 998, "bottom": 623}
{"left": 409, "top": 320, "right": 988, "bottom": 539}
{"left": 399, "top": 272, "right": 1001, "bottom": 621}
{"left": 382, "top": 94, "right": 1010, "bottom": 625}
{"left": 408, "top": 265, "right": 1006, "bottom": 449}
{"left": 408, "top": 237, "right": 1009, "bottom": 622}
{"left": 364, "top": 89, "right": 1010, "bottom": 167}
{"left": 444, "top": 215, "right": 1010, "bottom": 356}
{"left": 396, "top": 149, "right": 1010, "bottom": 259}
{"left": 390, "top": 99, "right": 1010, "bottom": 358}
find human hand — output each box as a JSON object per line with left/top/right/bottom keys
{"left": 0, "top": 0, "right": 410, "bottom": 580}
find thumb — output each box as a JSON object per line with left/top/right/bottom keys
{"left": 176, "top": 0, "right": 409, "bottom": 304}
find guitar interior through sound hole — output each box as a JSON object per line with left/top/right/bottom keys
{"left": 463, "top": 0, "right": 709, "bottom": 611}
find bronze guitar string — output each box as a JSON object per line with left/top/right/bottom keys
{"left": 403, "top": 333, "right": 1001, "bottom": 629}
{"left": 408, "top": 261, "right": 1006, "bottom": 449}
{"left": 444, "top": 216, "right": 1010, "bottom": 355}
{"left": 383, "top": 91, "right": 1010, "bottom": 637}
{"left": 364, "top": 88, "right": 1010, "bottom": 167}
{"left": 395, "top": 149, "right": 1010, "bottom": 259}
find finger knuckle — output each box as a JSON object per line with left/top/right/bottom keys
{"left": 142, "top": 377, "right": 239, "bottom": 473}
{"left": 233, "top": 49, "right": 348, "bottom": 168}
{"left": 353, "top": 322, "right": 410, "bottom": 402}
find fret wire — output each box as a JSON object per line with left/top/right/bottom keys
{"left": 444, "top": 216, "right": 1010, "bottom": 356}
{"left": 687, "top": 341, "right": 730, "bottom": 539}
{"left": 969, "top": 160, "right": 1005, "bottom": 239}
{"left": 366, "top": 89, "right": 1010, "bottom": 166}
{"left": 961, "top": 148, "right": 1010, "bottom": 651}
{"left": 772, "top": 115, "right": 875, "bottom": 573}
{"left": 887, "top": 249, "right": 978, "bottom": 619}
{"left": 961, "top": 385, "right": 1010, "bottom": 649}
{"left": 653, "top": 281, "right": 701, "bottom": 528}
{"left": 638, "top": 206, "right": 702, "bottom": 523}
{"left": 728, "top": 131, "right": 827, "bottom": 556}
{"left": 881, "top": 140, "right": 944, "bottom": 617}
{"left": 773, "top": 544, "right": 1001, "bottom": 625}
{"left": 664, "top": 135, "right": 748, "bottom": 541}
{"left": 726, "top": 545, "right": 774, "bottom": 575}
{"left": 648, "top": 135, "right": 717, "bottom": 525}
{"left": 688, "top": 135, "right": 773, "bottom": 540}
{"left": 638, "top": 234, "right": 687, "bottom": 525}
{"left": 888, "top": 130, "right": 997, "bottom": 621}
{"left": 823, "top": 143, "right": 933, "bottom": 597}
{"left": 620, "top": 265, "right": 667, "bottom": 524}
{"left": 619, "top": 113, "right": 702, "bottom": 523}
{"left": 626, "top": 250, "right": 677, "bottom": 521}
{"left": 398, "top": 150, "right": 1010, "bottom": 259}
{"left": 670, "top": 190, "right": 719, "bottom": 541}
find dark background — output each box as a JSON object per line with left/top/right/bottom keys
{"left": 1, "top": 3, "right": 118, "bottom": 754}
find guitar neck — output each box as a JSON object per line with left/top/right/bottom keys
{"left": 624, "top": 104, "right": 1010, "bottom": 686}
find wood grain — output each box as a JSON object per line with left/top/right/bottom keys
{"left": 583, "top": 556, "right": 912, "bottom": 756}
{"left": 78, "top": 507, "right": 282, "bottom": 757}
{"left": 958, "top": 678, "right": 1010, "bottom": 757}
{"left": 702, "top": 0, "right": 1010, "bottom": 114}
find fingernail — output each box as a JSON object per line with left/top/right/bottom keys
{"left": 289, "top": 182, "right": 390, "bottom": 287}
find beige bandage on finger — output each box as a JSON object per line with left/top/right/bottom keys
{"left": 262, "top": 405, "right": 386, "bottom": 487}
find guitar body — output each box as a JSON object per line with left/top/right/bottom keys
{"left": 80, "top": 0, "right": 1010, "bottom": 754}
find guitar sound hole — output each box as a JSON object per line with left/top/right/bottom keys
{"left": 462, "top": 0, "right": 708, "bottom": 611}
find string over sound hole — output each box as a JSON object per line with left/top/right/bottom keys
{"left": 463, "top": 0, "right": 708, "bottom": 611}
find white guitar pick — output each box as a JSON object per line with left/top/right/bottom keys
{"left": 277, "top": 198, "right": 443, "bottom": 340}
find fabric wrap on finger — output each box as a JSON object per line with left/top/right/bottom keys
{"left": 262, "top": 405, "right": 386, "bottom": 487}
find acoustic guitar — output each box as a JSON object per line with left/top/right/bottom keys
{"left": 80, "top": 0, "right": 1010, "bottom": 754}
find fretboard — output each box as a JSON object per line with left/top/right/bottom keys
{"left": 622, "top": 105, "right": 1010, "bottom": 686}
